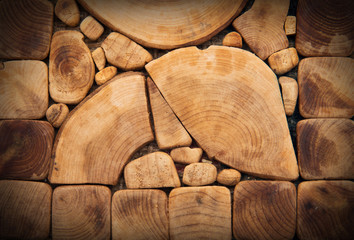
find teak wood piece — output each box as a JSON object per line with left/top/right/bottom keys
{"left": 80, "top": 16, "right": 104, "bottom": 41}
{"left": 222, "top": 32, "right": 242, "bottom": 48}
{"left": 95, "top": 66, "right": 117, "bottom": 85}
{"left": 233, "top": 0, "right": 290, "bottom": 60}
{"left": 233, "top": 181, "right": 296, "bottom": 240}
{"left": 0, "top": 60, "right": 48, "bottom": 119}
{"left": 146, "top": 46, "right": 298, "bottom": 180}
{"left": 279, "top": 76, "right": 298, "bottom": 116}
{"left": 297, "top": 119, "right": 354, "bottom": 180}
{"left": 284, "top": 16, "right": 296, "bottom": 36}
{"left": 170, "top": 147, "right": 203, "bottom": 164}
{"left": 147, "top": 78, "right": 192, "bottom": 149}
{"left": 0, "top": 180, "right": 51, "bottom": 239}
{"left": 296, "top": 0, "right": 354, "bottom": 57}
{"left": 268, "top": 48, "right": 299, "bottom": 75}
{"left": 0, "top": 0, "right": 53, "bottom": 60}
{"left": 169, "top": 186, "right": 231, "bottom": 240}
{"left": 46, "top": 103, "right": 70, "bottom": 128}
{"left": 55, "top": 0, "right": 80, "bottom": 27}
{"left": 92, "top": 47, "right": 106, "bottom": 71}
{"left": 216, "top": 168, "right": 241, "bottom": 186}
{"left": 112, "top": 190, "right": 169, "bottom": 240}
{"left": 182, "top": 163, "right": 217, "bottom": 186}
{"left": 298, "top": 57, "right": 354, "bottom": 118}
{"left": 297, "top": 180, "right": 354, "bottom": 240}
{"left": 49, "top": 72, "right": 154, "bottom": 185}
{"left": 52, "top": 185, "right": 111, "bottom": 240}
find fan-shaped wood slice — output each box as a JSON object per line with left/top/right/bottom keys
{"left": 0, "top": 0, "right": 53, "bottom": 60}
{"left": 146, "top": 46, "right": 298, "bottom": 180}
{"left": 233, "top": 181, "right": 296, "bottom": 240}
{"left": 298, "top": 57, "right": 354, "bottom": 118}
{"left": 49, "top": 72, "right": 154, "bottom": 185}
{"left": 112, "top": 189, "right": 168, "bottom": 240}
{"left": 296, "top": 0, "right": 354, "bottom": 57}
{"left": 52, "top": 185, "right": 111, "bottom": 240}
{"left": 169, "top": 186, "right": 231, "bottom": 240}
{"left": 233, "top": 0, "right": 290, "bottom": 60}
{"left": 297, "top": 180, "right": 354, "bottom": 240}
{"left": 49, "top": 30, "right": 95, "bottom": 104}
{"left": 0, "top": 60, "right": 48, "bottom": 119}
{"left": 77, "top": 0, "right": 247, "bottom": 49}
{"left": 0, "top": 180, "right": 51, "bottom": 239}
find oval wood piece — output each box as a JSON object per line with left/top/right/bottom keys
{"left": 268, "top": 47, "right": 299, "bottom": 75}
{"left": 80, "top": 16, "right": 104, "bottom": 41}
{"left": 0, "top": 60, "right": 48, "bottom": 119}
{"left": 46, "top": 103, "right": 70, "bottom": 128}
{"left": 233, "top": 181, "right": 296, "bottom": 240}
{"left": 49, "top": 30, "right": 95, "bottom": 104}
{"left": 92, "top": 47, "right": 106, "bottom": 71}
{"left": 233, "top": 0, "right": 290, "bottom": 60}
{"left": 55, "top": 0, "right": 80, "bottom": 27}
{"left": 182, "top": 163, "right": 217, "bottom": 186}
{"left": 298, "top": 57, "right": 354, "bottom": 118}
{"left": 279, "top": 76, "right": 298, "bottom": 116}
{"left": 124, "top": 152, "right": 180, "bottom": 189}
{"left": 112, "top": 190, "right": 168, "bottom": 240}
{"left": 170, "top": 147, "right": 203, "bottom": 164}
{"left": 222, "top": 31, "right": 243, "bottom": 48}
{"left": 297, "top": 119, "right": 354, "bottom": 180}
{"left": 49, "top": 72, "right": 154, "bottom": 185}
{"left": 146, "top": 46, "right": 298, "bottom": 180}
{"left": 95, "top": 66, "right": 117, "bottom": 85}
{"left": 216, "top": 168, "right": 241, "bottom": 186}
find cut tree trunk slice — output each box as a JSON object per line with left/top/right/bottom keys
{"left": 49, "top": 30, "right": 95, "bottom": 104}
{"left": 52, "top": 185, "right": 111, "bottom": 240}
{"left": 95, "top": 66, "right": 117, "bottom": 85}
{"left": 46, "top": 103, "right": 70, "bottom": 128}
{"left": 298, "top": 57, "right": 354, "bottom": 118}
{"left": 147, "top": 78, "right": 192, "bottom": 149}
{"left": 222, "top": 31, "right": 242, "bottom": 48}
{"left": 146, "top": 46, "right": 298, "bottom": 180}
{"left": 233, "top": 0, "right": 290, "bottom": 60}
{"left": 182, "top": 163, "right": 217, "bottom": 186}
{"left": 77, "top": 0, "right": 248, "bottom": 49}
{"left": 0, "top": 60, "right": 48, "bottom": 119}
{"left": 170, "top": 147, "right": 203, "bottom": 164}
{"left": 55, "top": 0, "right": 80, "bottom": 27}
{"left": 49, "top": 72, "right": 154, "bottom": 185}
{"left": 279, "top": 76, "right": 298, "bottom": 116}
{"left": 284, "top": 16, "right": 296, "bottom": 36}
{"left": 112, "top": 189, "right": 168, "bottom": 240}
{"left": 0, "top": 180, "right": 52, "bottom": 239}
{"left": 80, "top": 16, "right": 104, "bottom": 41}
{"left": 296, "top": 0, "right": 354, "bottom": 57}
{"left": 297, "top": 180, "right": 354, "bottom": 240}
{"left": 0, "top": 0, "right": 53, "bottom": 60}
{"left": 297, "top": 119, "right": 354, "bottom": 180}
{"left": 268, "top": 47, "right": 299, "bottom": 75}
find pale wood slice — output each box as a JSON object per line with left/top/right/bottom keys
{"left": 49, "top": 72, "right": 154, "bottom": 185}
{"left": 147, "top": 78, "right": 192, "bottom": 149}
{"left": 92, "top": 47, "right": 106, "bottom": 70}
{"left": 182, "top": 163, "right": 217, "bottom": 186}
{"left": 296, "top": 0, "right": 354, "bottom": 57}
{"left": 0, "top": 180, "right": 51, "bottom": 239}
{"left": 284, "top": 16, "right": 296, "bottom": 36}
{"left": 46, "top": 103, "right": 70, "bottom": 128}
{"left": 124, "top": 152, "right": 180, "bottom": 189}
{"left": 49, "top": 30, "right": 95, "bottom": 104}
{"left": 170, "top": 147, "right": 203, "bottom": 164}
{"left": 80, "top": 16, "right": 104, "bottom": 41}
{"left": 279, "top": 76, "right": 298, "bottom": 116}
{"left": 169, "top": 186, "right": 231, "bottom": 240}
{"left": 233, "top": 181, "right": 296, "bottom": 240}
{"left": 112, "top": 189, "right": 168, "bottom": 240}
{"left": 52, "top": 185, "right": 111, "bottom": 240}
{"left": 233, "top": 0, "right": 290, "bottom": 60}
{"left": 95, "top": 66, "right": 117, "bottom": 85}
{"left": 268, "top": 48, "right": 299, "bottom": 75}
{"left": 0, "top": 120, "right": 54, "bottom": 180}
{"left": 222, "top": 32, "right": 242, "bottom": 48}
{"left": 298, "top": 57, "right": 354, "bottom": 118}
{"left": 55, "top": 0, "right": 80, "bottom": 27}
{"left": 297, "top": 180, "right": 354, "bottom": 240}
{"left": 146, "top": 46, "right": 298, "bottom": 180}
{"left": 297, "top": 119, "right": 354, "bottom": 180}
{"left": 216, "top": 168, "right": 241, "bottom": 186}
{"left": 0, "top": 60, "right": 48, "bottom": 119}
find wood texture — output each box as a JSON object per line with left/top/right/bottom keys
{"left": 297, "top": 180, "right": 354, "bottom": 240}
{"left": 0, "top": 60, "right": 48, "bottom": 119}
{"left": 216, "top": 168, "right": 241, "bottom": 186}
{"left": 233, "top": 0, "right": 290, "bottom": 60}
{"left": 222, "top": 32, "right": 242, "bottom": 48}
{"left": 268, "top": 48, "right": 299, "bottom": 75}
{"left": 183, "top": 163, "right": 217, "bottom": 186}
{"left": 284, "top": 16, "right": 296, "bottom": 36}
{"left": 233, "top": 181, "right": 296, "bottom": 240}
{"left": 80, "top": 16, "right": 104, "bottom": 41}
{"left": 95, "top": 66, "right": 117, "bottom": 85}
{"left": 170, "top": 147, "right": 203, "bottom": 164}
{"left": 169, "top": 186, "right": 231, "bottom": 240}
{"left": 146, "top": 46, "right": 298, "bottom": 180}
{"left": 297, "top": 119, "right": 354, "bottom": 180}
{"left": 0, "top": 0, "right": 53, "bottom": 60}
{"left": 0, "top": 180, "right": 52, "bottom": 239}
{"left": 55, "top": 0, "right": 80, "bottom": 27}
{"left": 52, "top": 185, "right": 111, "bottom": 240}
{"left": 46, "top": 103, "right": 70, "bottom": 128}
{"left": 49, "top": 72, "right": 154, "bottom": 185}
{"left": 112, "top": 189, "right": 168, "bottom": 240}
{"left": 279, "top": 76, "right": 298, "bottom": 116}
{"left": 92, "top": 47, "right": 106, "bottom": 70}
{"left": 298, "top": 57, "right": 354, "bottom": 118}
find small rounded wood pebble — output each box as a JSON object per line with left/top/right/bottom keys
{"left": 46, "top": 103, "right": 69, "bottom": 128}
{"left": 284, "top": 16, "right": 296, "bottom": 36}
{"left": 92, "top": 47, "right": 106, "bottom": 71}
{"left": 80, "top": 16, "right": 104, "bottom": 41}
{"left": 183, "top": 163, "right": 217, "bottom": 186}
{"left": 170, "top": 147, "right": 203, "bottom": 164}
{"left": 268, "top": 48, "right": 299, "bottom": 75}
{"left": 95, "top": 66, "right": 117, "bottom": 85}
{"left": 279, "top": 76, "right": 298, "bottom": 116}
{"left": 222, "top": 31, "right": 242, "bottom": 48}
{"left": 55, "top": 0, "right": 80, "bottom": 27}
{"left": 216, "top": 169, "right": 241, "bottom": 186}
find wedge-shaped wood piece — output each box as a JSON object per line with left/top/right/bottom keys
{"left": 55, "top": 0, "right": 80, "bottom": 27}
{"left": 298, "top": 57, "right": 354, "bottom": 118}
{"left": 125, "top": 152, "right": 180, "bottom": 189}
{"left": 49, "top": 72, "right": 154, "bottom": 185}
{"left": 297, "top": 181, "right": 354, "bottom": 240}
{"left": 268, "top": 48, "right": 299, "bottom": 75}
{"left": 146, "top": 46, "right": 298, "bottom": 180}
{"left": 217, "top": 168, "right": 241, "bottom": 186}
{"left": 0, "top": 180, "right": 51, "bottom": 239}
{"left": 223, "top": 32, "right": 242, "bottom": 48}
{"left": 112, "top": 190, "right": 168, "bottom": 240}
{"left": 297, "top": 119, "right": 354, "bottom": 180}
{"left": 296, "top": 0, "right": 354, "bottom": 57}
{"left": 279, "top": 76, "right": 298, "bottom": 116}
{"left": 183, "top": 163, "right": 217, "bottom": 186}
{"left": 169, "top": 186, "right": 231, "bottom": 240}
{"left": 46, "top": 103, "right": 70, "bottom": 128}
{"left": 95, "top": 66, "right": 117, "bottom": 85}
{"left": 0, "top": 60, "right": 48, "bottom": 119}
{"left": 233, "top": 181, "right": 296, "bottom": 240}
{"left": 170, "top": 147, "right": 202, "bottom": 164}
{"left": 49, "top": 30, "right": 95, "bottom": 104}
{"left": 52, "top": 185, "right": 111, "bottom": 240}
{"left": 284, "top": 16, "right": 296, "bottom": 36}
{"left": 80, "top": 16, "right": 104, "bottom": 41}
{"left": 92, "top": 47, "right": 106, "bottom": 70}
{"left": 233, "top": 0, "right": 290, "bottom": 60}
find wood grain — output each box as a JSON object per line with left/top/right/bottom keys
{"left": 222, "top": 31, "right": 242, "bottom": 48}
{"left": 182, "top": 163, "right": 217, "bottom": 186}
{"left": 46, "top": 103, "right": 70, "bottom": 128}
{"left": 279, "top": 76, "right": 298, "bottom": 116}
{"left": 55, "top": 0, "right": 80, "bottom": 27}
{"left": 80, "top": 16, "right": 104, "bottom": 41}
{"left": 170, "top": 147, "right": 203, "bottom": 164}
